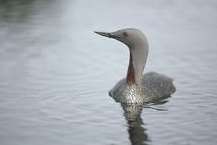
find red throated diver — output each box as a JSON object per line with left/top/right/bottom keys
{"left": 95, "top": 28, "right": 176, "bottom": 104}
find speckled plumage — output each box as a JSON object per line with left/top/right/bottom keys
{"left": 109, "top": 72, "right": 176, "bottom": 104}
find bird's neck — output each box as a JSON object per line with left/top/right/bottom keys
{"left": 127, "top": 43, "right": 148, "bottom": 86}
{"left": 127, "top": 52, "right": 136, "bottom": 85}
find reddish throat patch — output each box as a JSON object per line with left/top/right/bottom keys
{"left": 127, "top": 53, "right": 135, "bottom": 85}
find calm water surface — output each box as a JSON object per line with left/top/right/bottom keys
{"left": 0, "top": 0, "right": 217, "bottom": 145}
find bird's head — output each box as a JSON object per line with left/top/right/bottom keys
{"left": 95, "top": 28, "right": 148, "bottom": 49}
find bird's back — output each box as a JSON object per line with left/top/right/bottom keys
{"left": 142, "top": 72, "right": 176, "bottom": 101}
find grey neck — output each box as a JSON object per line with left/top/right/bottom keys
{"left": 127, "top": 41, "right": 149, "bottom": 86}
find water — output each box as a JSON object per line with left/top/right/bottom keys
{"left": 0, "top": 0, "right": 217, "bottom": 145}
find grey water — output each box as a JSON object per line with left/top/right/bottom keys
{"left": 0, "top": 0, "right": 217, "bottom": 145}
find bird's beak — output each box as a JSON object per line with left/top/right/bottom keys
{"left": 94, "top": 31, "right": 116, "bottom": 39}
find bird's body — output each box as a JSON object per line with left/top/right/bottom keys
{"left": 95, "top": 28, "right": 175, "bottom": 104}
{"left": 109, "top": 72, "right": 175, "bottom": 104}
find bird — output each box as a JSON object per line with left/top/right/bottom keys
{"left": 95, "top": 28, "right": 176, "bottom": 104}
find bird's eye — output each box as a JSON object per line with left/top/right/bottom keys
{"left": 123, "top": 32, "right": 128, "bottom": 37}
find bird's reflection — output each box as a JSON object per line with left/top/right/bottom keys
{"left": 112, "top": 96, "right": 171, "bottom": 145}
{"left": 121, "top": 103, "right": 149, "bottom": 145}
